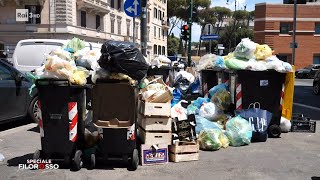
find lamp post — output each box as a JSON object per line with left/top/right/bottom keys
{"left": 292, "top": 0, "right": 297, "bottom": 65}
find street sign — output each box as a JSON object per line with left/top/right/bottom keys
{"left": 124, "top": 0, "right": 141, "bottom": 17}
{"left": 290, "top": 42, "right": 298, "bottom": 48}
{"left": 200, "top": 34, "right": 219, "bottom": 41}
{"left": 203, "top": 24, "right": 214, "bottom": 35}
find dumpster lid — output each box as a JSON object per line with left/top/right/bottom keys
{"left": 91, "top": 81, "right": 137, "bottom": 126}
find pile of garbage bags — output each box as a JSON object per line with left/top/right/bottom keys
{"left": 197, "top": 38, "right": 293, "bottom": 73}
{"left": 32, "top": 38, "right": 93, "bottom": 85}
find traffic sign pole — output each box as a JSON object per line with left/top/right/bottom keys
{"left": 133, "top": 17, "right": 136, "bottom": 43}
{"left": 188, "top": 0, "right": 193, "bottom": 67}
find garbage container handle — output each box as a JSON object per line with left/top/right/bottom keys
{"left": 35, "top": 79, "right": 70, "bottom": 87}
{"left": 248, "top": 102, "right": 261, "bottom": 109}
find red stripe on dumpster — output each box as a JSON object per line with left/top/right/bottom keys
{"left": 236, "top": 83, "right": 242, "bottom": 110}
{"left": 280, "top": 84, "right": 285, "bottom": 110}
{"left": 203, "top": 82, "right": 208, "bottom": 98}
{"left": 38, "top": 100, "right": 44, "bottom": 137}
{"left": 68, "top": 102, "right": 78, "bottom": 142}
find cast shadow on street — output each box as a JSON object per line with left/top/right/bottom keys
{"left": 311, "top": 177, "right": 320, "bottom": 180}
{"left": 7, "top": 153, "right": 33, "bottom": 166}
{"left": 27, "top": 126, "right": 40, "bottom": 133}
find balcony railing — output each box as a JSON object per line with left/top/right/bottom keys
{"left": 77, "top": 0, "right": 110, "bottom": 14}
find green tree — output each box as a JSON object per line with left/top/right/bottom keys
{"left": 213, "top": 6, "right": 232, "bottom": 34}
{"left": 197, "top": 7, "right": 217, "bottom": 55}
{"left": 168, "top": 34, "right": 180, "bottom": 56}
{"left": 167, "top": 0, "right": 211, "bottom": 36}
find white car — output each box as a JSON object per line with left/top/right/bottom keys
{"left": 12, "top": 39, "right": 102, "bottom": 73}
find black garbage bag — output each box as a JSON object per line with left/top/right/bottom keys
{"left": 98, "top": 40, "right": 149, "bottom": 80}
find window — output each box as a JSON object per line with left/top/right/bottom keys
{"left": 158, "top": 10, "right": 161, "bottom": 20}
{"left": 111, "top": 0, "right": 115, "bottom": 8}
{"left": 96, "top": 15, "right": 101, "bottom": 30}
{"left": 148, "top": 12, "right": 150, "bottom": 23}
{"left": 162, "top": 46, "right": 166, "bottom": 55}
{"left": 0, "top": 64, "right": 13, "bottom": 80}
{"left": 162, "top": 30, "right": 165, "bottom": 39}
{"left": 154, "top": 45, "right": 157, "bottom": 55}
{"left": 80, "top": 11, "right": 86, "bottom": 27}
{"left": 314, "top": 55, "right": 320, "bottom": 64}
{"left": 135, "top": 23, "right": 139, "bottom": 39}
{"left": 147, "top": 27, "right": 150, "bottom": 41}
{"left": 154, "top": 8, "right": 157, "bottom": 18}
{"left": 154, "top": 26, "right": 156, "bottom": 37}
{"left": 158, "top": 28, "right": 161, "bottom": 38}
{"left": 118, "top": 20, "right": 122, "bottom": 34}
{"left": 118, "top": 0, "right": 122, "bottom": 11}
{"left": 126, "top": 20, "right": 131, "bottom": 36}
{"left": 163, "top": 12, "right": 165, "bottom": 21}
{"left": 111, "top": 17, "right": 115, "bottom": 33}
{"left": 158, "top": 45, "right": 162, "bottom": 55}
{"left": 25, "top": 5, "right": 41, "bottom": 24}
{"left": 277, "top": 55, "right": 288, "bottom": 62}
{"left": 280, "top": 22, "right": 291, "bottom": 34}
{"left": 315, "top": 23, "right": 320, "bottom": 34}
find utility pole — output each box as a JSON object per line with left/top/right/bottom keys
{"left": 140, "top": 0, "right": 147, "bottom": 56}
{"left": 188, "top": 0, "right": 193, "bottom": 67}
{"left": 292, "top": 0, "right": 297, "bottom": 65}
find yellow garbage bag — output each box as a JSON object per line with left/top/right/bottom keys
{"left": 282, "top": 66, "right": 295, "bottom": 120}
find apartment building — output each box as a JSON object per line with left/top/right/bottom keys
{"left": 254, "top": 2, "right": 320, "bottom": 69}
{"left": 0, "top": 0, "right": 168, "bottom": 60}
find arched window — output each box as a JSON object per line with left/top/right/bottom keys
{"left": 158, "top": 45, "right": 161, "bottom": 55}
{"left": 162, "top": 46, "right": 166, "bottom": 56}
{"left": 153, "top": 45, "right": 157, "bottom": 55}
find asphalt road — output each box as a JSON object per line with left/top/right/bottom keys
{"left": 0, "top": 79, "right": 319, "bottom": 180}
{"left": 293, "top": 79, "right": 320, "bottom": 120}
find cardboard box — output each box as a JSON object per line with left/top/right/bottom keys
{"left": 139, "top": 127, "right": 172, "bottom": 145}
{"left": 138, "top": 114, "right": 172, "bottom": 131}
{"left": 139, "top": 100, "right": 171, "bottom": 117}
{"left": 141, "top": 78, "right": 173, "bottom": 103}
{"left": 141, "top": 144, "right": 169, "bottom": 165}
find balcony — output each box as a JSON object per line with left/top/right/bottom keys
{"left": 77, "top": 0, "right": 110, "bottom": 14}
{"left": 161, "top": 20, "right": 170, "bottom": 29}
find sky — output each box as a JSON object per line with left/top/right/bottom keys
{"left": 171, "top": 0, "right": 283, "bottom": 41}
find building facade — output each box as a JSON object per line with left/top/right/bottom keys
{"left": 0, "top": 0, "right": 168, "bottom": 60}
{"left": 254, "top": 2, "right": 320, "bottom": 69}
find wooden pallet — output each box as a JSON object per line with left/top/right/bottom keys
{"left": 169, "top": 141, "right": 199, "bottom": 163}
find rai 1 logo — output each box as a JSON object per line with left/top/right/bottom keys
{"left": 18, "top": 159, "right": 59, "bottom": 170}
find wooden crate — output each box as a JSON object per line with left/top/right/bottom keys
{"left": 138, "top": 114, "right": 172, "bottom": 131}
{"left": 138, "top": 127, "right": 172, "bottom": 145}
{"left": 139, "top": 100, "right": 171, "bottom": 117}
{"left": 140, "top": 144, "right": 169, "bottom": 166}
{"left": 169, "top": 141, "right": 199, "bottom": 163}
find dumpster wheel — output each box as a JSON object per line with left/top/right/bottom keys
{"left": 268, "top": 125, "right": 282, "bottom": 138}
{"left": 88, "top": 154, "right": 96, "bottom": 170}
{"left": 33, "top": 150, "right": 41, "bottom": 159}
{"left": 129, "top": 149, "right": 139, "bottom": 171}
{"left": 73, "top": 150, "right": 83, "bottom": 171}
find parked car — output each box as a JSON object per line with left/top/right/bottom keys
{"left": 12, "top": 39, "right": 102, "bottom": 73}
{"left": 313, "top": 69, "right": 320, "bottom": 95}
{"left": 0, "top": 59, "right": 39, "bottom": 124}
{"left": 295, "top": 64, "right": 320, "bottom": 79}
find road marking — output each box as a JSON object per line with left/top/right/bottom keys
{"left": 294, "top": 103, "right": 320, "bottom": 111}
{"left": 0, "top": 124, "right": 37, "bottom": 137}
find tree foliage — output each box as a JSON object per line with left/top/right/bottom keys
{"left": 168, "top": 34, "right": 180, "bottom": 56}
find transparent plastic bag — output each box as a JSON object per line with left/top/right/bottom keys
{"left": 254, "top": 44, "right": 273, "bottom": 60}
{"left": 199, "top": 129, "right": 229, "bottom": 151}
{"left": 199, "top": 102, "right": 224, "bottom": 121}
{"left": 197, "top": 54, "right": 217, "bottom": 71}
{"left": 195, "top": 115, "right": 222, "bottom": 134}
{"left": 234, "top": 38, "right": 256, "bottom": 59}
{"left": 225, "top": 116, "right": 252, "bottom": 147}
{"left": 211, "top": 89, "right": 231, "bottom": 111}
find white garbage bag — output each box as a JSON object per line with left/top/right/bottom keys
{"left": 280, "top": 117, "right": 292, "bottom": 133}
{"left": 234, "top": 38, "right": 256, "bottom": 59}
{"left": 199, "top": 102, "right": 224, "bottom": 121}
